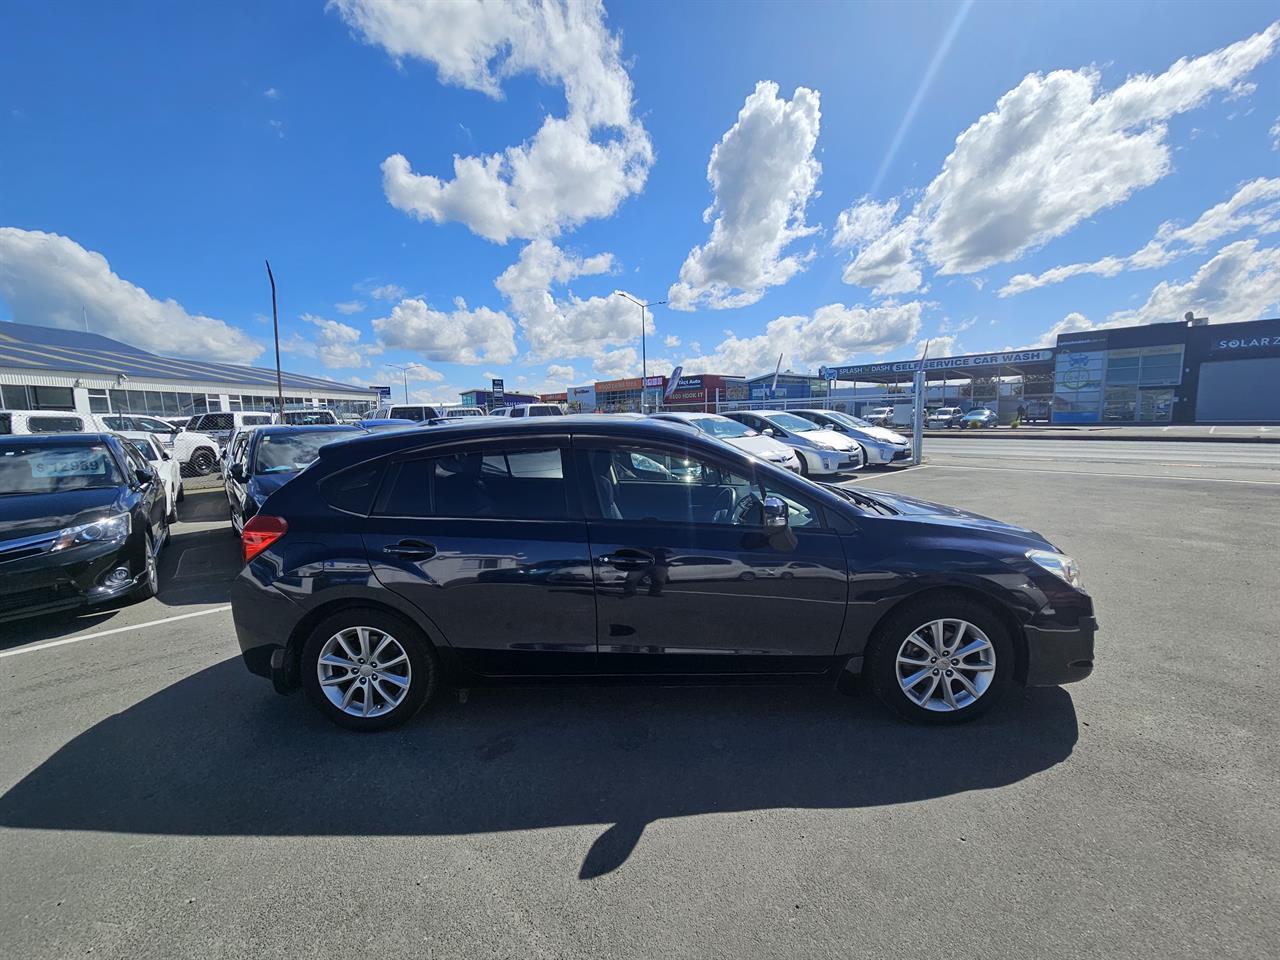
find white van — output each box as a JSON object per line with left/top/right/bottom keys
{"left": 362, "top": 404, "right": 441, "bottom": 422}
{"left": 489, "top": 403, "right": 564, "bottom": 418}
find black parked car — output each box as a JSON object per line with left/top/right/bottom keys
{"left": 231, "top": 417, "right": 1096, "bottom": 731}
{"left": 0, "top": 433, "right": 169, "bottom": 622}
{"left": 224, "top": 424, "right": 363, "bottom": 534}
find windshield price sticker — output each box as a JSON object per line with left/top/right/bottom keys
{"left": 30, "top": 451, "right": 109, "bottom": 478}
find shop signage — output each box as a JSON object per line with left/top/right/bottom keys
{"left": 1215, "top": 335, "right": 1274, "bottom": 350}
{"left": 822, "top": 349, "right": 1053, "bottom": 380}
{"left": 491, "top": 378, "right": 504, "bottom": 407}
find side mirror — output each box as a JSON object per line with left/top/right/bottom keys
{"left": 160, "top": 450, "right": 171, "bottom": 461}
{"left": 762, "top": 427, "right": 775, "bottom": 437}
{"left": 229, "top": 463, "right": 247, "bottom": 482}
{"left": 134, "top": 467, "right": 154, "bottom": 485}
{"left": 762, "top": 495, "right": 789, "bottom": 529}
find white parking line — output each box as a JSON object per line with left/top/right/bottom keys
{"left": 903, "top": 462, "right": 1280, "bottom": 486}
{"left": 0, "top": 605, "right": 232, "bottom": 659}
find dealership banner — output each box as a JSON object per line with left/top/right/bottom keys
{"left": 822, "top": 349, "right": 1054, "bottom": 380}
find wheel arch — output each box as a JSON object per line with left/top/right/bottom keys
{"left": 854, "top": 585, "right": 1028, "bottom": 684}
{"left": 282, "top": 595, "right": 452, "bottom": 691}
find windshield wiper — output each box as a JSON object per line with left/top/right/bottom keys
{"left": 821, "top": 483, "right": 899, "bottom": 516}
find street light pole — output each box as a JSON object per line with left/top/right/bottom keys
{"left": 384, "top": 363, "right": 411, "bottom": 403}
{"left": 265, "top": 260, "right": 284, "bottom": 417}
{"left": 616, "top": 293, "right": 665, "bottom": 412}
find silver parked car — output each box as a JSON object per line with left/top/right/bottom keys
{"left": 789, "top": 409, "right": 912, "bottom": 466}
{"left": 721, "top": 410, "right": 863, "bottom": 477}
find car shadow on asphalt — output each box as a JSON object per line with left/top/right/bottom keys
{"left": 0, "top": 659, "right": 1078, "bottom": 878}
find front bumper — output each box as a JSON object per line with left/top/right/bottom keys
{"left": 1024, "top": 614, "right": 1097, "bottom": 685}
{"left": 0, "top": 538, "right": 145, "bottom": 624}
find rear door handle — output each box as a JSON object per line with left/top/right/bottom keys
{"left": 383, "top": 539, "right": 436, "bottom": 559}
{"left": 601, "top": 548, "right": 654, "bottom": 570}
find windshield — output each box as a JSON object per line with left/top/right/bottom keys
{"left": 823, "top": 411, "right": 873, "bottom": 429}
{"left": 125, "top": 438, "right": 157, "bottom": 461}
{"left": 255, "top": 430, "right": 351, "bottom": 474}
{"left": 0, "top": 442, "right": 125, "bottom": 494}
{"left": 696, "top": 416, "right": 757, "bottom": 439}
{"left": 765, "top": 412, "right": 822, "bottom": 432}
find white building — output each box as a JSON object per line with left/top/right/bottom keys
{"left": 0, "top": 321, "right": 378, "bottom": 419}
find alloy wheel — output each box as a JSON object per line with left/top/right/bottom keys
{"left": 895, "top": 619, "right": 996, "bottom": 712}
{"left": 316, "top": 626, "right": 412, "bottom": 718}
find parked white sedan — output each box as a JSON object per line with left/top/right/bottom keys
{"left": 649, "top": 411, "right": 801, "bottom": 472}
{"left": 789, "top": 409, "right": 913, "bottom": 465}
{"left": 119, "top": 431, "right": 183, "bottom": 522}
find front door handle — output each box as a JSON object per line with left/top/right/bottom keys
{"left": 601, "top": 548, "right": 654, "bottom": 570}
{"left": 383, "top": 539, "right": 436, "bottom": 560}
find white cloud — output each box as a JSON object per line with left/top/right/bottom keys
{"left": 495, "top": 238, "right": 644, "bottom": 362}
{"left": 371, "top": 297, "right": 517, "bottom": 364}
{"left": 0, "top": 227, "right": 263, "bottom": 363}
{"left": 1108, "top": 239, "right": 1280, "bottom": 327}
{"left": 682, "top": 300, "right": 924, "bottom": 377}
{"left": 305, "top": 313, "right": 378, "bottom": 368}
{"left": 368, "top": 283, "right": 406, "bottom": 301}
{"left": 336, "top": 0, "right": 652, "bottom": 243}
{"left": 1271, "top": 115, "right": 1280, "bottom": 149}
{"left": 921, "top": 335, "right": 959, "bottom": 358}
{"left": 335, "top": 300, "right": 365, "bottom": 315}
{"left": 837, "top": 23, "right": 1280, "bottom": 291}
{"left": 663, "top": 334, "right": 681, "bottom": 348}
{"left": 588, "top": 346, "right": 639, "bottom": 381}
{"left": 1000, "top": 176, "right": 1280, "bottom": 295}
{"left": 838, "top": 212, "right": 924, "bottom": 295}
{"left": 545, "top": 363, "right": 575, "bottom": 383}
{"left": 263, "top": 87, "right": 280, "bottom": 99}
{"left": 668, "top": 81, "right": 822, "bottom": 310}
{"left": 403, "top": 362, "right": 445, "bottom": 383}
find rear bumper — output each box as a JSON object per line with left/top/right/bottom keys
{"left": 1024, "top": 615, "right": 1097, "bottom": 686}
{"left": 231, "top": 570, "right": 301, "bottom": 689}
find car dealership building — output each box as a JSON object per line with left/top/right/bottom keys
{"left": 0, "top": 321, "right": 380, "bottom": 419}
{"left": 821, "top": 316, "right": 1280, "bottom": 425}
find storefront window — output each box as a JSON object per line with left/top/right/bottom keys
{"left": 2, "top": 384, "right": 30, "bottom": 409}
{"left": 31, "top": 386, "right": 75, "bottom": 410}
{"left": 88, "top": 389, "right": 110, "bottom": 413}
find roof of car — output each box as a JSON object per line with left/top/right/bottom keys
{"left": 0, "top": 432, "right": 117, "bottom": 446}
{"left": 252, "top": 424, "right": 365, "bottom": 437}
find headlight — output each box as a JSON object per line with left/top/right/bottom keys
{"left": 51, "top": 513, "right": 131, "bottom": 552}
{"left": 1026, "top": 548, "right": 1082, "bottom": 588}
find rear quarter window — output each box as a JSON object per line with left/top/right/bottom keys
{"left": 29, "top": 415, "right": 85, "bottom": 433}
{"left": 194, "top": 413, "right": 234, "bottom": 432}
{"left": 319, "top": 462, "right": 386, "bottom": 515}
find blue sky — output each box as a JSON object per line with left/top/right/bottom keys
{"left": 1, "top": 1, "right": 1278, "bottom": 402}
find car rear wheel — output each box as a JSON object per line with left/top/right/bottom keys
{"left": 189, "top": 448, "right": 217, "bottom": 475}
{"left": 301, "top": 609, "right": 438, "bottom": 731}
{"left": 794, "top": 451, "right": 810, "bottom": 477}
{"left": 866, "top": 594, "right": 1014, "bottom": 724}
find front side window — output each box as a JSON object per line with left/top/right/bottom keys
{"left": 132, "top": 416, "right": 174, "bottom": 433}
{"left": 378, "top": 446, "right": 567, "bottom": 519}
{"left": 584, "top": 445, "right": 760, "bottom": 526}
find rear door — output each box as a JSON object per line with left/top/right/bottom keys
{"left": 576, "top": 438, "right": 849, "bottom": 675}
{"left": 361, "top": 436, "right": 597, "bottom": 676}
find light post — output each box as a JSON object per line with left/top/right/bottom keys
{"left": 384, "top": 363, "right": 411, "bottom": 403}
{"left": 616, "top": 293, "right": 665, "bottom": 412}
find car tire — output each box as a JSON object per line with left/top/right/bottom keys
{"left": 865, "top": 593, "right": 1014, "bottom": 724}
{"left": 133, "top": 532, "right": 159, "bottom": 601}
{"left": 857, "top": 443, "right": 871, "bottom": 468}
{"left": 189, "top": 448, "right": 218, "bottom": 476}
{"left": 795, "top": 452, "right": 810, "bottom": 477}
{"left": 301, "top": 608, "right": 438, "bottom": 732}
{"left": 177, "top": 483, "right": 185, "bottom": 503}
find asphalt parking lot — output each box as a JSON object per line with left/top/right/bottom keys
{"left": 2, "top": 444, "right": 1278, "bottom": 960}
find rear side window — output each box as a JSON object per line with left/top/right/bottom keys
{"left": 0, "top": 414, "right": 10, "bottom": 435}
{"left": 377, "top": 446, "right": 567, "bottom": 520}
{"left": 194, "top": 413, "right": 234, "bottom": 432}
{"left": 242, "top": 415, "right": 272, "bottom": 426}
{"left": 29, "top": 415, "right": 84, "bottom": 433}
{"left": 319, "top": 462, "right": 385, "bottom": 515}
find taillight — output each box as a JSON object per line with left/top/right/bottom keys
{"left": 242, "top": 515, "right": 287, "bottom": 564}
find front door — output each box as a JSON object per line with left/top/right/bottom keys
{"left": 361, "top": 439, "right": 597, "bottom": 676}
{"left": 576, "top": 440, "right": 849, "bottom": 675}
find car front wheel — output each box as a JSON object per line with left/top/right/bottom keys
{"left": 866, "top": 594, "right": 1014, "bottom": 724}
{"left": 301, "top": 609, "right": 438, "bottom": 731}
{"left": 188, "top": 448, "right": 218, "bottom": 475}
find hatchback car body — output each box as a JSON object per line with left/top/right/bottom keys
{"left": 224, "top": 424, "right": 363, "bottom": 534}
{"left": 231, "top": 417, "right": 1095, "bottom": 731}
{"left": 789, "top": 409, "right": 911, "bottom": 466}
{"left": 0, "top": 433, "right": 168, "bottom": 621}
{"left": 649, "top": 411, "right": 800, "bottom": 471}
{"left": 721, "top": 410, "right": 862, "bottom": 476}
